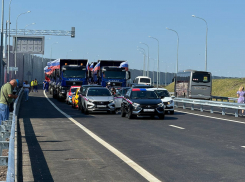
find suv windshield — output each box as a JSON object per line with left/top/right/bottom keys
{"left": 63, "top": 70, "right": 86, "bottom": 78}
{"left": 87, "top": 89, "right": 112, "bottom": 96}
{"left": 130, "top": 91, "right": 158, "bottom": 99}
{"left": 103, "top": 71, "right": 125, "bottom": 79}
{"left": 154, "top": 90, "right": 170, "bottom": 97}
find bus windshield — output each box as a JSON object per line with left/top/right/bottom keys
{"left": 63, "top": 70, "right": 86, "bottom": 78}
{"left": 103, "top": 71, "right": 126, "bottom": 79}
{"left": 192, "top": 72, "right": 210, "bottom": 83}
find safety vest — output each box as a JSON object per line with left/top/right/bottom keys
{"left": 34, "top": 81, "right": 38, "bottom": 86}
{"left": 31, "top": 81, "right": 34, "bottom": 86}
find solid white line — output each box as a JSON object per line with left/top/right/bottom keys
{"left": 175, "top": 109, "right": 245, "bottom": 125}
{"left": 44, "top": 91, "right": 161, "bottom": 182}
{"left": 169, "top": 125, "right": 185, "bottom": 130}
{"left": 241, "top": 146, "right": 245, "bottom": 148}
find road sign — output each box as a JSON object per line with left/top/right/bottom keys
{"left": 13, "top": 36, "right": 45, "bottom": 54}
{"left": 9, "top": 67, "right": 18, "bottom": 71}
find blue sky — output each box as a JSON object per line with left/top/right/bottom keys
{"left": 6, "top": 0, "right": 245, "bottom": 77}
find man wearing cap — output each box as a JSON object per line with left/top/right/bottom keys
{"left": 0, "top": 79, "right": 18, "bottom": 123}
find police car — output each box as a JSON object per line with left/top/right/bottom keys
{"left": 121, "top": 88, "right": 165, "bottom": 119}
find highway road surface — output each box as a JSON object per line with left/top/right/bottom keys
{"left": 18, "top": 90, "right": 245, "bottom": 182}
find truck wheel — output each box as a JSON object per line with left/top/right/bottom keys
{"left": 53, "top": 92, "right": 56, "bottom": 99}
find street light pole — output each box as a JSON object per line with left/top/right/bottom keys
{"left": 139, "top": 42, "right": 149, "bottom": 77}
{"left": 50, "top": 42, "right": 58, "bottom": 62}
{"left": 24, "top": 22, "right": 35, "bottom": 35}
{"left": 149, "top": 36, "right": 159, "bottom": 88}
{"left": 137, "top": 49, "right": 146, "bottom": 76}
{"left": 192, "top": 15, "right": 208, "bottom": 71}
{"left": 7, "top": 0, "right": 12, "bottom": 82}
{"left": 137, "top": 46, "right": 146, "bottom": 76}
{"left": 15, "top": 11, "right": 31, "bottom": 76}
{"left": 166, "top": 27, "right": 179, "bottom": 74}
{"left": 0, "top": 0, "right": 4, "bottom": 86}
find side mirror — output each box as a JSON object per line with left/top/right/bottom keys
{"left": 171, "top": 96, "right": 175, "bottom": 99}
{"left": 160, "top": 96, "right": 165, "bottom": 99}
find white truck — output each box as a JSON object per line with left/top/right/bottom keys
{"left": 133, "top": 76, "right": 152, "bottom": 86}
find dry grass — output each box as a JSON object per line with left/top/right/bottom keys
{"left": 162, "top": 78, "right": 245, "bottom": 97}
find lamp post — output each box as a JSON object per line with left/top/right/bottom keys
{"left": 24, "top": 22, "right": 35, "bottom": 35}
{"left": 50, "top": 42, "right": 58, "bottom": 62}
{"left": 150, "top": 58, "right": 156, "bottom": 86}
{"left": 166, "top": 27, "right": 179, "bottom": 74}
{"left": 149, "top": 36, "right": 159, "bottom": 88}
{"left": 7, "top": 0, "right": 12, "bottom": 83}
{"left": 137, "top": 46, "right": 146, "bottom": 76}
{"left": 15, "top": 11, "right": 31, "bottom": 76}
{"left": 66, "top": 50, "right": 72, "bottom": 58}
{"left": 192, "top": 15, "right": 208, "bottom": 71}
{"left": 137, "top": 49, "right": 146, "bottom": 76}
{"left": 139, "top": 42, "right": 149, "bottom": 77}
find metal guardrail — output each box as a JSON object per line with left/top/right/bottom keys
{"left": 211, "top": 96, "right": 238, "bottom": 103}
{"left": 174, "top": 98, "right": 245, "bottom": 117}
{"left": 0, "top": 88, "right": 23, "bottom": 182}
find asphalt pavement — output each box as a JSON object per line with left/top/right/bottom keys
{"left": 18, "top": 88, "right": 245, "bottom": 182}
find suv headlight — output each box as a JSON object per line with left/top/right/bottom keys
{"left": 158, "top": 103, "right": 164, "bottom": 107}
{"left": 109, "top": 100, "right": 114, "bottom": 103}
{"left": 168, "top": 100, "right": 173, "bottom": 105}
{"left": 88, "top": 99, "right": 93, "bottom": 103}
{"left": 132, "top": 103, "right": 140, "bottom": 108}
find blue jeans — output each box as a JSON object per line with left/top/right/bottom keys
{"left": 0, "top": 103, "right": 9, "bottom": 124}
{"left": 24, "top": 90, "right": 29, "bottom": 100}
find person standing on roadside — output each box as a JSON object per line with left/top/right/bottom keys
{"left": 23, "top": 81, "right": 30, "bottom": 101}
{"left": 34, "top": 78, "right": 38, "bottom": 92}
{"left": 43, "top": 80, "right": 46, "bottom": 90}
{"left": 31, "top": 80, "right": 34, "bottom": 92}
{"left": 45, "top": 80, "right": 49, "bottom": 92}
{"left": 0, "top": 79, "right": 18, "bottom": 123}
{"left": 237, "top": 86, "right": 245, "bottom": 116}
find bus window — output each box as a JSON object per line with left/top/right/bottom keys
{"left": 192, "top": 72, "right": 210, "bottom": 83}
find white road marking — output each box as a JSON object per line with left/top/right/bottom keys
{"left": 241, "top": 146, "right": 245, "bottom": 148}
{"left": 44, "top": 91, "right": 161, "bottom": 182}
{"left": 175, "top": 109, "right": 245, "bottom": 125}
{"left": 169, "top": 125, "right": 185, "bottom": 130}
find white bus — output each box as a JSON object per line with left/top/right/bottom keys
{"left": 174, "top": 70, "right": 212, "bottom": 100}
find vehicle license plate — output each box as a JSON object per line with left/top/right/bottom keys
{"left": 143, "top": 109, "right": 154, "bottom": 112}
{"left": 97, "top": 105, "right": 107, "bottom": 108}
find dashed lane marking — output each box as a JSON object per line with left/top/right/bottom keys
{"left": 44, "top": 91, "right": 161, "bottom": 182}
{"left": 169, "top": 125, "right": 185, "bottom": 130}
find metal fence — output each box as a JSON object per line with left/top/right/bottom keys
{"left": 174, "top": 98, "right": 245, "bottom": 117}
{"left": 0, "top": 88, "right": 23, "bottom": 182}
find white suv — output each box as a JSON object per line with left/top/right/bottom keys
{"left": 148, "top": 88, "right": 174, "bottom": 114}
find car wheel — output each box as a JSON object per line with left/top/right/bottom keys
{"left": 84, "top": 106, "right": 89, "bottom": 115}
{"left": 81, "top": 104, "right": 84, "bottom": 113}
{"left": 127, "top": 110, "right": 134, "bottom": 119}
{"left": 111, "top": 111, "right": 116, "bottom": 114}
{"left": 170, "top": 111, "right": 174, "bottom": 115}
{"left": 53, "top": 92, "right": 56, "bottom": 99}
{"left": 121, "top": 107, "right": 126, "bottom": 117}
{"left": 158, "top": 114, "right": 165, "bottom": 119}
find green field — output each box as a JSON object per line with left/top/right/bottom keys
{"left": 164, "top": 78, "right": 245, "bottom": 98}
